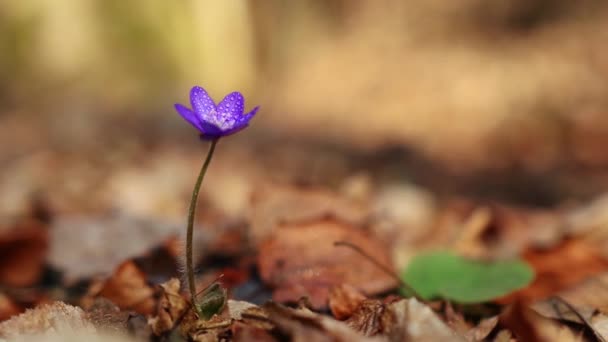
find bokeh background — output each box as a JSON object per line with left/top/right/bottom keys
{"left": 4, "top": 1, "right": 608, "bottom": 329}
{"left": 2, "top": 0, "right": 608, "bottom": 223}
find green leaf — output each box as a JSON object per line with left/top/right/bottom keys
{"left": 401, "top": 251, "right": 534, "bottom": 303}
{"left": 194, "top": 282, "right": 227, "bottom": 320}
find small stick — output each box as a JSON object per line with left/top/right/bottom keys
{"left": 334, "top": 240, "right": 423, "bottom": 301}
{"left": 550, "top": 296, "right": 606, "bottom": 342}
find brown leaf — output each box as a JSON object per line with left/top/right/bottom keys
{"left": 500, "top": 239, "right": 608, "bottom": 303}
{"left": 384, "top": 299, "right": 466, "bottom": 342}
{"left": 465, "top": 316, "right": 499, "bottom": 342}
{"left": 148, "top": 278, "right": 188, "bottom": 336}
{"left": 258, "top": 219, "right": 397, "bottom": 309}
{"left": 263, "top": 301, "right": 381, "bottom": 342}
{"left": 532, "top": 297, "right": 607, "bottom": 342}
{"left": 345, "top": 300, "right": 385, "bottom": 336}
{"left": 532, "top": 273, "right": 608, "bottom": 319}
{"left": 329, "top": 284, "right": 367, "bottom": 320}
{"left": 0, "top": 293, "right": 23, "bottom": 322}
{"left": 232, "top": 321, "right": 277, "bottom": 342}
{"left": 249, "top": 185, "right": 370, "bottom": 243}
{"left": 501, "top": 300, "right": 584, "bottom": 342}
{"left": 0, "top": 220, "right": 48, "bottom": 287}
{"left": 84, "top": 298, "right": 130, "bottom": 334}
{"left": 95, "top": 261, "right": 156, "bottom": 316}
{"left": 49, "top": 214, "right": 179, "bottom": 283}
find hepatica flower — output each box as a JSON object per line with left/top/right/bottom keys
{"left": 174, "top": 86, "right": 259, "bottom": 319}
{"left": 175, "top": 86, "right": 259, "bottom": 139}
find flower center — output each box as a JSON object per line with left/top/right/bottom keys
{"left": 206, "top": 110, "right": 236, "bottom": 130}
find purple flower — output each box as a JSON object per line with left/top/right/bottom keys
{"left": 175, "top": 86, "right": 259, "bottom": 139}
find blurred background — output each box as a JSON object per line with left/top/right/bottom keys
{"left": 3, "top": 1, "right": 608, "bottom": 325}
{"left": 1, "top": 0, "right": 608, "bottom": 223}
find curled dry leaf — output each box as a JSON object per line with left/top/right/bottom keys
{"left": 231, "top": 321, "right": 277, "bottom": 342}
{"left": 148, "top": 278, "right": 187, "bottom": 336}
{"left": 0, "top": 302, "right": 95, "bottom": 339}
{"left": 95, "top": 261, "right": 156, "bottom": 316}
{"left": 0, "top": 220, "right": 48, "bottom": 287}
{"left": 263, "top": 301, "right": 382, "bottom": 342}
{"left": 329, "top": 284, "right": 367, "bottom": 320}
{"left": 532, "top": 297, "right": 608, "bottom": 342}
{"left": 345, "top": 300, "right": 386, "bottom": 336}
{"left": 258, "top": 219, "right": 397, "bottom": 309}
{"left": 464, "top": 316, "right": 498, "bottom": 342}
{"left": 384, "top": 299, "right": 465, "bottom": 342}
{"left": 501, "top": 300, "right": 582, "bottom": 342}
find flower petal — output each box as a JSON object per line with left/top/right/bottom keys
{"left": 238, "top": 106, "right": 259, "bottom": 125}
{"left": 221, "top": 122, "right": 250, "bottom": 136}
{"left": 190, "top": 86, "right": 216, "bottom": 116}
{"left": 174, "top": 103, "right": 204, "bottom": 131}
{"left": 216, "top": 92, "right": 244, "bottom": 119}
{"left": 199, "top": 121, "right": 223, "bottom": 136}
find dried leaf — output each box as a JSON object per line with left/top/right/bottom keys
{"left": 249, "top": 185, "right": 370, "bottom": 243}
{"left": 0, "top": 220, "right": 48, "bottom": 287}
{"left": 503, "top": 239, "right": 608, "bottom": 303}
{"left": 345, "top": 300, "right": 385, "bottom": 336}
{"left": 329, "top": 284, "right": 367, "bottom": 320}
{"left": 263, "top": 302, "right": 382, "bottom": 342}
{"left": 84, "top": 298, "right": 130, "bottom": 334}
{"left": 0, "top": 293, "right": 22, "bottom": 322}
{"left": 95, "top": 261, "right": 156, "bottom": 316}
{"left": 49, "top": 215, "right": 179, "bottom": 283}
{"left": 258, "top": 219, "right": 397, "bottom": 309}
{"left": 384, "top": 299, "right": 466, "bottom": 342}
{"left": 231, "top": 321, "right": 277, "bottom": 342}
{"left": 148, "top": 278, "right": 188, "bottom": 336}
{"left": 501, "top": 300, "right": 584, "bottom": 342}
{"left": 0, "top": 302, "right": 95, "bottom": 339}
{"left": 464, "top": 316, "right": 499, "bottom": 342}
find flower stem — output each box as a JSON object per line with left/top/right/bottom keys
{"left": 186, "top": 138, "right": 218, "bottom": 316}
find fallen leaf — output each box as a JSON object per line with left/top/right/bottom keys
{"left": 258, "top": 219, "right": 397, "bottom": 309}
{"left": 532, "top": 297, "right": 607, "bottom": 342}
{"left": 249, "top": 185, "right": 370, "bottom": 243}
{"left": 501, "top": 300, "right": 584, "bottom": 342}
{"left": 532, "top": 273, "right": 608, "bottom": 319}
{"left": 95, "top": 261, "right": 156, "bottom": 316}
{"left": 464, "top": 316, "right": 499, "bottom": 342}
{"left": 227, "top": 300, "right": 258, "bottom": 321}
{"left": 0, "top": 293, "right": 23, "bottom": 322}
{"left": 502, "top": 239, "right": 608, "bottom": 303}
{"left": 329, "top": 284, "right": 367, "bottom": 320}
{"left": 0, "top": 302, "right": 95, "bottom": 339}
{"left": 148, "top": 278, "right": 188, "bottom": 336}
{"left": 384, "top": 298, "right": 466, "bottom": 341}
{"left": 0, "top": 220, "right": 48, "bottom": 287}
{"left": 345, "top": 300, "right": 385, "bottom": 336}
{"left": 49, "top": 214, "right": 180, "bottom": 283}
{"left": 263, "top": 301, "right": 382, "bottom": 342}
{"left": 402, "top": 251, "right": 534, "bottom": 303}
{"left": 231, "top": 321, "right": 277, "bottom": 342}
{"left": 84, "top": 298, "right": 130, "bottom": 334}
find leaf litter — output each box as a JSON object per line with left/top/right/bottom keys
{"left": 4, "top": 118, "right": 608, "bottom": 341}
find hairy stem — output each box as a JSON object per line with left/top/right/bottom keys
{"left": 186, "top": 138, "right": 218, "bottom": 316}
